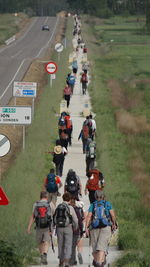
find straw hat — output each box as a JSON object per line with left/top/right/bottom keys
{"left": 54, "top": 145, "right": 62, "bottom": 154}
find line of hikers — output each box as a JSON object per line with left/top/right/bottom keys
{"left": 27, "top": 14, "right": 117, "bottom": 267}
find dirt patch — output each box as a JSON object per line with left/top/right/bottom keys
{"left": 0, "top": 15, "right": 67, "bottom": 180}
{"left": 115, "top": 110, "right": 150, "bottom": 135}
{"left": 108, "top": 79, "right": 142, "bottom": 110}
{"left": 128, "top": 150, "right": 150, "bottom": 206}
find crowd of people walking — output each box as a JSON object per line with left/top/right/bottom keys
{"left": 27, "top": 14, "right": 117, "bottom": 267}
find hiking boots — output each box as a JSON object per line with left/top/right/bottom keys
{"left": 41, "top": 253, "right": 48, "bottom": 265}
{"left": 78, "top": 253, "right": 83, "bottom": 264}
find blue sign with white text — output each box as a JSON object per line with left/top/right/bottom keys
{"left": 23, "top": 90, "right": 35, "bottom": 96}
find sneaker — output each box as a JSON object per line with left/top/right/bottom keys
{"left": 78, "top": 253, "right": 83, "bottom": 264}
{"left": 41, "top": 253, "right": 48, "bottom": 265}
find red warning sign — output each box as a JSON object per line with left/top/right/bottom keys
{"left": 0, "top": 187, "right": 9, "bottom": 205}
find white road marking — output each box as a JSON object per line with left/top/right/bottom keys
{"left": 36, "top": 16, "right": 59, "bottom": 58}
{"left": 0, "top": 18, "right": 38, "bottom": 55}
{"left": 0, "top": 58, "right": 29, "bottom": 100}
{"left": 11, "top": 50, "right": 22, "bottom": 58}
{"left": 44, "top": 17, "right": 49, "bottom": 24}
{"left": 0, "top": 16, "right": 59, "bottom": 101}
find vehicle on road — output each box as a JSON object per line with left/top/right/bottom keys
{"left": 42, "top": 25, "right": 49, "bottom": 31}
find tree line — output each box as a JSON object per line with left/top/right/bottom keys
{"left": 0, "top": 0, "right": 150, "bottom": 29}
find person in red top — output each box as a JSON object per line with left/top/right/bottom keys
{"left": 65, "top": 113, "right": 73, "bottom": 146}
{"left": 63, "top": 82, "right": 72, "bottom": 108}
{"left": 44, "top": 168, "right": 62, "bottom": 206}
{"left": 85, "top": 169, "right": 105, "bottom": 203}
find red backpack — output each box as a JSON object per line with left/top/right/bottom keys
{"left": 82, "top": 124, "right": 89, "bottom": 139}
{"left": 86, "top": 169, "right": 103, "bottom": 191}
{"left": 64, "top": 86, "right": 72, "bottom": 95}
{"left": 65, "top": 115, "right": 72, "bottom": 129}
{"left": 81, "top": 73, "right": 88, "bottom": 83}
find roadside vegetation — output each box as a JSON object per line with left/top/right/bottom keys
{"left": 0, "top": 17, "right": 73, "bottom": 267}
{"left": 83, "top": 15, "right": 150, "bottom": 266}
{"left": 0, "top": 13, "right": 29, "bottom": 45}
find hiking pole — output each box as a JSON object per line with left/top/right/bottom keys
{"left": 50, "top": 234, "right": 55, "bottom": 253}
{"left": 88, "top": 235, "right": 91, "bottom": 267}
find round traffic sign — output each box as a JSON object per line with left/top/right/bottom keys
{"left": 45, "top": 62, "right": 58, "bottom": 74}
{"left": 55, "top": 43, "right": 64, "bottom": 53}
{"left": 0, "top": 134, "right": 11, "bottom": 157}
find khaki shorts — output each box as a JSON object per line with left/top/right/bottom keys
{"left": 36, "top": 228, "right": 50, "bottom": 244}
{"left": 90, "top": 226, "right": 111, "bottom": 253}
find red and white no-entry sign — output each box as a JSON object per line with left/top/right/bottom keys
{"left": 45, "top": 61, "right": 58, "bottom": 74}
{"left": 0, "top": 187, "right": 9, "bottom": 205}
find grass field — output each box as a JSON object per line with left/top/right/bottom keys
{"left": 0, "top": 13, "right": 29, "bottom": 44}
{"left": 0, "top": 17, "right": 73, "bottom": 267}
{"left": 83, "top": 15, "right": 150, "bottom": 266}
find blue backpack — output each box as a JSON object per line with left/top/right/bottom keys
{"left": 46, "top": 174, "right": 58, "bottom": 193}
{"left": 68, "top": 75, "right": 76, "bottom": 85}
{"left": 91, "top": 201, "right": 111, "bottom": 229}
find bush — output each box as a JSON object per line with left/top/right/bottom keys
{"left": 0, "top": 240, "right": 23, "bottom": 267}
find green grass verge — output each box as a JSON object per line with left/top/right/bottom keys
{"left": 0, "top": 13, "right": 28, "bottom": 45}
{"left": 82, "top": 15, "right": 150, "bottom": 266}
{"left": 0, "top": 17, "right": 73, "bottom": 266}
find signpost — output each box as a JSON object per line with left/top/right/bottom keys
{"left": 0, "top": 134, "right": 11, "bottom": 157}
{"left": 55, "top": 43, "right": 64, "bottom": 61}
{"left": 13, "top": 81, "right": 37, "bottom": 118}
{"left": 45, "top": 62, "right": 58, "bottom": 88}
{"left": 0, "top": 187, "right": 9, "bottom": 205}
{"left": 0, "top": 106, "right": 32, "bottom": 149}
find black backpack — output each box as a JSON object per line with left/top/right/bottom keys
{"left": 34, "top": 201, "right": 52, "bottom": 229}
{"left": 54, "top": 203, "right": 72, "bottom": 227}
{"left": 66, "top": 172, "right": 79, "bottom": 194}
{"left": 53, "top": 152, "right": 64, "bottom": 164}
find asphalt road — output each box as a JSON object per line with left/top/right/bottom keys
{"left": 0, "top": 16, "right": 59, "bottom": 105}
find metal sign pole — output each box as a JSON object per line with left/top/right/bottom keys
{"left": 23, "top": 126, "right": 25, "bottom": 150}
{"left": 32, "top": 98, "right": 35, "bottom": 119}
{"left": 65, "top": 37, "right": 67, "bottom": 48}
{"left": 58, "top": 53, "right": 60, "bottom": 61}
{"left": 14, "top": 97, "right": 16, "bottom": 128}
{"left": 50, "top": 75, "right": 53, "bottom": 88}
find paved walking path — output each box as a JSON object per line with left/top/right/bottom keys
{"left": 31, "top": 36, "right": 122, "bottom": 267}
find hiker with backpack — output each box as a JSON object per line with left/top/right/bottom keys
{"left": 85, "top": 137, "right": 96, "bottom": 174}
{"left": 80, "top": 69, "right": 88, "bottom": 95}
{"left": 78, "top": 116, "right": 92, "bottom": 153}
{"left": 53, "top": 140, "right": 67, "bottom": 177}
{"left": 66, "top": 73, "right": 76, "bottom": 94}
{"left": 27, "top": 191, "right": 55, "bottom": 265}
{"left": 85, "top": 190, "right": 117, "bottom": 267}
{"left": 53, "top": 193, "right": 78, "bottom": 267}
{"left": 63, "top": 82, "right": 72, "bottom": 108}
{"left": 85, "top": 169, "right": 105, "bottom": 203}
{"left": 44, "top": 168, "right": 62, "bottom": 206}
{"left": 72, "top": 58, "right": 78, "bottom": 74}
{"left": 65, "top": 112, "right": 73, "bottom": 146}
{"left": 64, "top": 169, "right": 82, "bottom": 200}
{"left": 89, "top": 114, "right": 96, "bottom": 140}
{"left": 59, "top": 129, "right": 69, "bottom": 150}
{"left": 58, "top": 112, "right": 67, "bottom": 137}
{"left": 69, "top": 197, "right": 85, "bottom": 266}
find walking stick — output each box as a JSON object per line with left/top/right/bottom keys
{"left": 88, "top": 235, "right": 91, "bottom": 267}
{"left": 50, "top": 234, "right": 55, "bottom": 253}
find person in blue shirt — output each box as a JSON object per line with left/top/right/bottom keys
{"left": 66, "top": 73, "right": 76, "bottom": 94}
{"left": 85, "top": 190, "right": 117, "bottom": 267}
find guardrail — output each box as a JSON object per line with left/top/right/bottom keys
{"left": 5, "top": 35, "right": 16, "bottom": 45}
